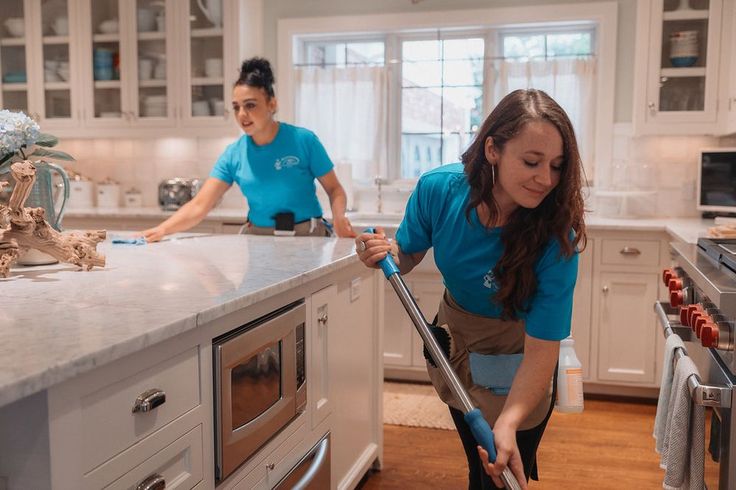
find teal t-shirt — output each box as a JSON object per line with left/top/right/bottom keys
{"left": 395, "top": 163, "right": 578, "bottom": 341}
{"left": 210, "top": 122, "right": 333, "bottom": 227}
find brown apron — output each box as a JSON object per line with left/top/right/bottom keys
{"left": 243, "top": 218, "right": 332, "bottom": 237}
{"left": 427, "top": 291, "right": 553, "bottom": 430}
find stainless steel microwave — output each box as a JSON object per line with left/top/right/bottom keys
{"left": 213, "top": 300, "right": 307, "bottom": 482}
{"left": 697, "top": 148, "right": 736, "bottom": 215}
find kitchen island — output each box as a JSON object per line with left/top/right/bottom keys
{"left": 0, "top": 234, "right": 383, "bottom": 490}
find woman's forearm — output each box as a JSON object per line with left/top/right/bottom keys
{"left": 157, "top": 199, "right": 211, "bottom": 235}
{"left": 496, "top": 337, "right": 560, "bottom": 429}
{"left": 328, "top": 184, "right": 348, "bottom": 218}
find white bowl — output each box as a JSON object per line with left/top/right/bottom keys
{"left": 98, "top": 19, "right": 119, "bottom": 34}
{"left": 5, "top": 18, "right": 25, "bottom": 37}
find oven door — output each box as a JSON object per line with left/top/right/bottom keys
{"left": 214, "top": 302, "right": 305, "bottom": 481}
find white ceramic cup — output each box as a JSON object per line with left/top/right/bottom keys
{"left": 211, "top": 98, "right": 225, "bottom": 116}
{"left": 53, "top": 17, "right": 69, "bottom": 36}
{"left": 138, "top": 58, "right": 154, "bottom": 80}
{"left": 153, "top": 60, "right": 166, "bottom": 79}
{"left": 155, "top": 13, "right": 165, "bottom": 32}
{"left": 192, "top": 100, "right": 211, "bottom": 116}
{"left": 204, "top": 58, "right": 223, "bottom": 78}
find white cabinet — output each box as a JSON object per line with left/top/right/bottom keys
{"left": 309, "top": 284, "right": 336, "bottom": 430}
{"left": 718, "top": 0, "right": 736, "bottom": 134}
{"left": 0, "top": 0, "right": 34, "bottom": 114}
{"left": 571, "top": 239, "right": 593, "bottom": 382}
{"left": 633, "top": 0, "right": 724, "bottom": 135}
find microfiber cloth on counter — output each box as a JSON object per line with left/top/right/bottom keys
{"left": 654, "top": 333, "right": 686, "bottom": 453}
{"left": 469, "top": 352, "right": 523, "bottom": 395}
{"left": 111, "top": 236, "right": 146, "bottom": 245}
{"left": 661, "top": 355, "right": 704, "bottom": 490}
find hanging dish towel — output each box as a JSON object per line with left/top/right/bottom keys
{"left": 654, "top": 333, "right": 686, "bottom": 452}
{"left": 660, "top": 356, "right": 704, "bottom": 490}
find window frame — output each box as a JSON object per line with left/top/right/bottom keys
{"left": 278, "top": 2, "right": 617, "bottom": 186}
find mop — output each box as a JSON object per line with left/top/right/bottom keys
{"left": 368, "top": 229, "right": 522, "bottom": 490}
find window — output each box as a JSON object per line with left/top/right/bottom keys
{"left": 301, "top": 41, "right": 385, "bottom": 67}
{"left": 400, "top": 37, "right": 484, "bottom": 178}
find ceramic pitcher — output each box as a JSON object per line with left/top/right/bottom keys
{"left": 196, "top": 0, "right": 222, "bottom": 26}
{"left": 0, "top": 161, "right": 70, "bottom": 231}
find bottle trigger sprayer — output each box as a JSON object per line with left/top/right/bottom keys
{"left": 555, "top": 336, "right": 584, "bottom": 413}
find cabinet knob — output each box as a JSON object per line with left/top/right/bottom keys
{"left": 602, "top": 285, "right": 609, "bottom": 294}
{"left": 132, "top": 388, "right": 166, "bottom": 413}
{"left": 318, "top": 312, "right": 328, "bottom": 325}
{"left": 136, "top": 473, "right": 165, "bottom": 490}
{"left": 267, "top": 462, "right": 275, "bottom": 470}
{"left": 647, "top": 102, "right": 656, "bottom": 115}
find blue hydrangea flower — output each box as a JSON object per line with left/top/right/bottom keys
{"left": 0, "top": 110, "right": 41, "bottom": 160}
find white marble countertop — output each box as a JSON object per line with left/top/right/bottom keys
{"left": 0, "top": 234, "right": 358, "bottom": 408}
{"left": 64, "top": 206, "right": 248, "bottom": 221}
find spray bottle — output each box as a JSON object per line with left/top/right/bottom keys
{"left": 555, "top": 336, "right": 584, "bottom": 413}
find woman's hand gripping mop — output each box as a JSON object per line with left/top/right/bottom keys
{"left": 368, "top": 229, "right": 522, "bottom": 490}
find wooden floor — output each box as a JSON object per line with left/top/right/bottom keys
{"left": 358, "top": 397, "right": 666, "bottom": 489}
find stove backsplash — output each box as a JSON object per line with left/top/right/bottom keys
{"left": 52, "top": 128, "right": 736, "bottom": 217}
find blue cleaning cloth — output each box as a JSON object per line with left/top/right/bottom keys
{"left": 469, "top": 352, "right": 523, "bottom": 395}
{"left": 111, "top": 236, "right": 147, "bottom": 245}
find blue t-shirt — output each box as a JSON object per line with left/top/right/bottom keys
{"left": 210, "top": 122, "right": 333, "bottom": 227}
{"left": 395, "top": 163, "right": 578, "bottom": 341}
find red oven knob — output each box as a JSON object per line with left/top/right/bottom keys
{"left": 670, "top": 290, "right": 684, "bottom": 307}
{"left": 687, "top": 305, "right": 703, "bottom": 326}
{"left": 668, "top": 278, "right": 683, "bottom": 291}
{"left": 701, "top": 323, "right": 719, "bottom": 348}
{"left": 690, "top": 311, "right": 704, "bottom": 333}
{"left": 663, "top": 269, "right": 675, "bottom": 286}
{"left": 679, "top": 306, "right": 690, "bottom": 326}
{"left": 694, "top": 315, "right": 711, "bottom": 338}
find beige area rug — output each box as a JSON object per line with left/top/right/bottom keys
{"left": 383, "top": 381, "right": 455, "bottom": 430}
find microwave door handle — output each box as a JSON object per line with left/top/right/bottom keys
{"left": 291, "top": 436, "right": 329, "bottom": 490}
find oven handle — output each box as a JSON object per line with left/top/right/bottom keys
{"left": 654, "top": 301, "right": 732, "bottom": 409}
{"left": 291, "top": 435, "right": 329, "bottom": 490}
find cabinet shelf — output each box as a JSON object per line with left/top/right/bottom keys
{"left": 663, "top": 8, "right": 709, "bottom": 20}
{"left": 43, "top": 35, "right": 70, "bottom": 45}
{"left": 137, "top": 31, "right": 165, "bottom": 41}
{"left": 0, "top": 37, "right": 26, "bottom": 46}
{"left": 191, "top": 27, "right": 223, "bottom": 38}
{"left": 94, "top": 80, "right": 122, "bottom": 89}
{"left": 45, "top": 82, "right": 71, "bottom": 90}
{"left": 191, "top": 77, "right": 223, "bottom": 86}
{"left": 660, "top": 67, "right": 707, "bottom": 78}
{"left": 93, "top": 34, "right": 120, "bottom": 43}
{"left": 139, "top": 79, "right": 167, "bottom": 87}
{"left": 1, "top": 83, "right": 28, "bottom": 91}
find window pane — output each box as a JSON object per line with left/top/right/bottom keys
{"left": 442, "top": 86, "right": 483, "bottom": 134}
{"left": 402, "top": 87, "right": 441, "bottom": 133}
{"left": 547, "top": 33, "right": 592, "bottom": 56}
{"left": 443, "top": 59, "right": 484, "bottom": 86}
{"left": 442, "top": 38, "right": 484, "bottom": 60}
{"left": 346, "top": 42, "right": 384, "bottom": 64}
{"left": 503, "top": 34, "right": 545, "bottom": 58}
{"left": 402, "top": 60, "right": 442, "bottom": 87}
{"left": 442, "top": 132, "right": 474, "bottom": 163}
{"left": 401, "top": 133, "right": 442, "bottom": 178}
{"left": 403, "top": 40, "right": 440, "bottom": 61}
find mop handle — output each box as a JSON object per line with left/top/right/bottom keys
{"left": 365, "top": 229, "right": 521, "bottom": 490}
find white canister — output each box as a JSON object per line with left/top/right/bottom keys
{"left": 97, "top": 183, "right": 121, "bottom": 208}
{"left": 67, "top": 180, "right": 95, "bottom": 209}
{"left": 123, "top": 189, "right": 143, "bottom": 208}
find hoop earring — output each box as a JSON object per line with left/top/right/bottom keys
{"left": 491, "top": 164, "right": 496, "bottom": 186}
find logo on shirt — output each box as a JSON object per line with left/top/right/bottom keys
{"left": 483, "top": 268, "right": 498, "bottom": 290}
{"left": 274, "top": 156, "right": 300, "bottom": 170}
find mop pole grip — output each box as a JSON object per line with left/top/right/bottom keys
{"left": 364, "top": 228, "right": 400, "bottom": 278}
{"left": 465, "top": 408, "right": 497, "bottom": 462}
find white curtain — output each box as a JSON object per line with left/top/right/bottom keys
{"left": 494, "top": 57, "right": 597, "bottom": 167}
{"left": 293, "top": 65, "right": 388, "bottom": 183}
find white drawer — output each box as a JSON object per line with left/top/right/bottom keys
{"left": 600, "top": 239, "right": 660, "bottom": 267}
{"left": 97, "top": 424, "right": 203, "bottom": 490}
{"left": 81, "top": 347, "right": 201, "bottom": 471}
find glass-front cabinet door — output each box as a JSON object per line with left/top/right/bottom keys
{"left": 183, "top": 0, "right": 229, "bottom": 124}
{"left": 131, "top": 0, "right": 173, "bottom": 122}
{"left": 639, "top": 0, "right": 722, "bottom": 131}
{"left": 0, "top": 0, "right": 31, "bottom": 114}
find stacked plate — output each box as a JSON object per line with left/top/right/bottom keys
{"left": 142, "top": 95, "right": 167, "bottom": 117}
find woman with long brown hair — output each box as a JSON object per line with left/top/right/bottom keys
{"left": 356, "top": 89, "right": 586, "bottom": 489}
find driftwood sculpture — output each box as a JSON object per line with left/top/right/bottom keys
{"left": 0, "top": 160, "right": 106, "bottom": 278}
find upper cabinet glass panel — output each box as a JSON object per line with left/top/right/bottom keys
{"left": 658, "top": 0, "right": 710, "bottom": 113}
{"left": 89, "top": 0, "right": 123, "bottom": 119}
{"left": 188, "top": 0, "right": 224, "bottom": 118}
{"left": 135, "top": 0, "right": 169, "bottom": 119}
{"left": 40, "top": 0, "right": 72, "bottom": 119}
{"left": 1, "top": 0, "right": 29, "bottom": 113}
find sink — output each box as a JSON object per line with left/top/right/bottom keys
{"left": 347, "top": 212, "right": 402, "bottom": 237}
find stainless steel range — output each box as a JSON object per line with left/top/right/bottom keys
{"left": 656, "top": 237, "right": 736, "bottom": 489}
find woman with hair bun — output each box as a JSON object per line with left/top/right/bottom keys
{"left": 141, "top": 57, "right": 355, "bottom": 241}
{"left": 356, "top": 89, "right": 587, "bottom": 489}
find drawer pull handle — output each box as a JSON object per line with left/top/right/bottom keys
{"left": 136, "top": 473, "right": 165, "bottom": 490}
{"left": 619, "top": 247, "right": 641, "bottom": 256}
{"left": 132, "top": 388, "right": 166, "bottom": 413}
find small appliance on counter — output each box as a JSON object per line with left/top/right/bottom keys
{"left": 158, "top": 178, "right": 202, "bottom": 211}
{"left": 97, "top": 178, "right": 121, "bottom": 208}
{"left": 66, "top": 170, "right": 95, "bottom": 210}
